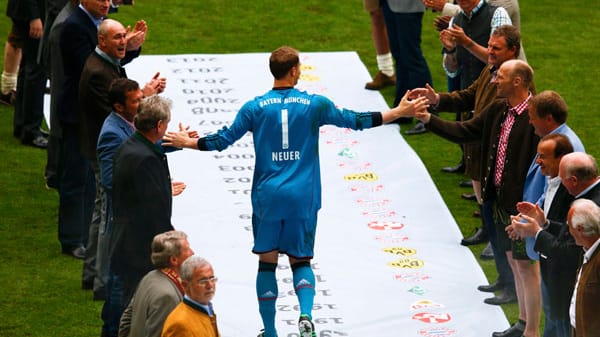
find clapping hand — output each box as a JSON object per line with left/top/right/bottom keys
{"left": 126, "top": 20, "right": 147, "bottom": 51}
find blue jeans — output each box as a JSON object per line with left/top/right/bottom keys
{"left": 101, "top": 272, "right": 124, "bottom": 337}
{"left": 381, "top": 2, "right": 432, "bottom": 107}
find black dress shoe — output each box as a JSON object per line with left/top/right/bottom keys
{"left": 480, "top": 242, "right": 494, "bottom": 260}
{"left": 459, "top": 180, "right": 473, "bottom": 188}
{"left": 478, "top": 280, "right": 503, "bottom": 293}
{"left": 484, "top": 289, "right": 517, "bottom": 305}
{"left": 22, "top": 134, "right": 48, "bottom": 149}
{"left": 492, "top": 321, "right": 525, "bottom": 337}
{"left": 461, "top": 193, "right": 477, "bottom": 201}
{"left": 460, "top": 227, "right": 488, "bottom": 246}
{"left": 404, "top": 122, "right": 427, "bottom": 135}
{"left": 62, "top": 245, "right": 86, "bottom": 259}
{"left": 82, "top": 279, "right": 93, "bottom": 290}
{"left": 441, "top": 161, "right": 465, "bottom": 173}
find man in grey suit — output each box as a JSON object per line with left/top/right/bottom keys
{"left": 119, "top": 230, "right": 194, "bottom": 337}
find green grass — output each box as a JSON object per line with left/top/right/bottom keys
{"left": 0, "top": 0, "right": 598, "bottom": 335}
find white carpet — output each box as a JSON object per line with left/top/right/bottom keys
{"left": 122, "top": 52, "right": 508, "bottom": 337}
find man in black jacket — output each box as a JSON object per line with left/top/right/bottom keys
{"left": 110, "top": 94, "right": 175, "bottom": 312}
{"left": 7, "top": 0, "right": 47, "bottom": 148}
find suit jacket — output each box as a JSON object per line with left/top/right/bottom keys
{"left": 428, "top": 98, "right": 539, "bottom": 213}
{"left": 574, "top": 245, "right": 600, "bottom": 337}
{"left": 534, "top": 184, "right": 582, "bottom": 320}
{"left": 110, "top": 133, "right": 173, "bottom": 275}
{"left": 59, "top": 6, "right": 99, "bottom": 124}
{"left": 79, "top": 51, "right": 127, "bottom": 160}
{"left": 97, "top": 112, "right": 134, "bottom": 191}
{"left": 48, "top": 1, "right": 76, "bottom": 138}
{"left": 59, "top": 6, "right": 140, "bottom": 124}
{"left": 162, "top": 298, "right": 220, "bottom": 337}
{"left": 437, "top": 66, "right": 497, "bottom": 181}
{"left": 119, "top": 270, "right": 184, "bottom": 337}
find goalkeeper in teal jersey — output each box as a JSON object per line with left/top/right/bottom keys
{"left": 164, "top": 46, "right": 428, "bottom": 337}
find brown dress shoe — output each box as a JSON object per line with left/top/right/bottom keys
{"left": 365, "top": 71, "right": 396, "bottom": 90}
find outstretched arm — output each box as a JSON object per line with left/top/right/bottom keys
{"left": 162, "top": 123, "right": 200, "bottom": 149}
{"left": 381, "top": 91, "right": 429, "bottom": 124}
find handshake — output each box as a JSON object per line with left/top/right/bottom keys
{"left": 387, "top": 84, "right": 439, "bottom": 124}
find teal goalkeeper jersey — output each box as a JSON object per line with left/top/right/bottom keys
{"left": 199, "top": 87, "right": 381, "bottom": 221}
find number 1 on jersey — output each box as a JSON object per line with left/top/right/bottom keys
{"left": 281, "top": 109, "right": 289, "bottom": 149}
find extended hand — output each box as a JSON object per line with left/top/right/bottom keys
{"left": 396, "top": 91, "right": 429, "bottom": 117}
{"left": 163, "top": 130, "right": 195, "bottom": 149}
{"left": 408, "top": 83, "right": 438, "bottom": 105}
{"left": 179, "top": 122, "right": 199, "bottom": 138}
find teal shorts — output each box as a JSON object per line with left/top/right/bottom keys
{"left": 251, "top": 213, "right": 317, "bottom": 259}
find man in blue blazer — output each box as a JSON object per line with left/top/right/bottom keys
{"left": 97, "top": 77, "right": 142, "bottom": 337}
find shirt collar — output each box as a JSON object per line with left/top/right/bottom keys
{"left": 461, "top": 0, "right": 485, "bottom": 19}
{"left": 184, "top": 294, "right": 213, "bottom": 316}
{"left": 489, "top": 65, "right": 498, "bottom": 82}
{"left": 583, "top": 237, "right": 600, "bottom": 262}
{"left": 133, "top": 132, "right": 165, "bottom": 155}
{"left": 79, "top": 4, "right": 104, "bottom": 28}
{"left": 575, "top": 179, "right": 600, "bottom": 199}
{"left": 547, "top": 175, "right": 562, "bottom": 187}
{"left": 114, "top": 111, "right": 135, "bottom": 130}
{"left": 94, "top": 47, "right": 121, "bottom": 67}
{"left": 508, "top": 92, "right": 532, "bottom": 116}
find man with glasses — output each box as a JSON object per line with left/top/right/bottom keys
{"left": 161, "top": 256, "right": 220, "bottom": 337}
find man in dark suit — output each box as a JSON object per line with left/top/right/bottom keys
{"left": 110, "top": 94, "right": 175, "bottom": 311}
{"left": 78, "top": 17, "right": 164, "bottom": 299}
{"left": 54, "top": 0, "right": 141, "bottom": 264}
{"left": 507, "top": 134, "right": 581, "bottom": 337}
{"left": 7, "top": 0, "right": 47, "bottom": 148}
{"left": 44, "top": 0, "right": 76, "bottom": 188}
{"left": 512, "top": 152, "right": 600, "bottom": 337}
{"left": 566, "top": 198, "right": 600, "bottom": 337}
